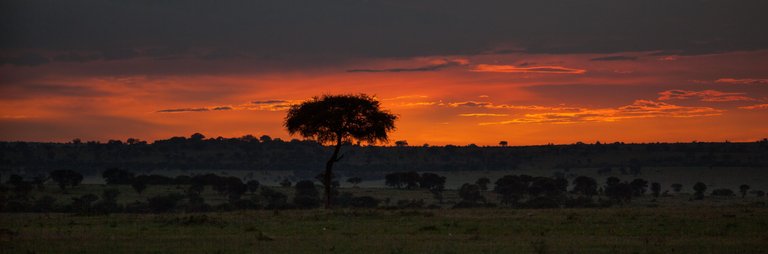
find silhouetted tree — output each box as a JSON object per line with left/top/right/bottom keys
{"left": 671, "top": 183, "right": 683, "bottom": 193}
{"left": 651, "top": 182, "right": 661, "bottom": 198}
{"left": 476, "top": 177, "right": 490, "bottom": 191}
{"left": 499, "top": 141, "right": 508, "bottom": 147}
{"left": 604, "top": 177, "right": 633, "bottom": 203}
{"left": 49, "top": 170, "right": 83, "bottom": 192}
{"left": 629, "top": 178, "right": 648, "bottom": 197}
{"left": 494, "top": 175, "right": 528, "bottom": 206}
{"left": 458, "top": 183, "right": 485, "bottom": 204}
{"left": 395, "top": 140, "right": 408, "bottom": 147}
{"left": 102, "top": 168, "right": 135, "bottom": 185}
{"left": 419, "top": 173, "right": 446, "bottom": 191}
{"left": 190, "top": 133, "right": 205, "bottom": 141}
{"left": 346, "top": 177, "right": 362, "bottom": 187}
{"left": 693, "top": 182, "right": 707, "bottom": 199}
{"left": 285, "top": 94, "right": 397, "bottom": 208}
{"left": 261, "top": 187, "right": 288, "bottom": 209}
{"left": 571, "top": 176, "right": 598, "bottom": 197}
{"left": 385, "top": 173, "right": 403, "bottom": 189}
{"left": 246, "top": 180, "right": 261, "bottom": 194}
{"left": 739, "top": 184, "right": 750, "bottom": 198}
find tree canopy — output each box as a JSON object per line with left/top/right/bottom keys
{"left": 284, "top": 94, "right": 397, "bottom": 145}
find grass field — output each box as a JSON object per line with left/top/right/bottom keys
{"left": 2, "top": 206, "right": 767, "bottom": 254}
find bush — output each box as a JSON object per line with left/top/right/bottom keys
{"left": 711, "top": 189, "right": 735, "bottom": 196}
{"left": 147, "top": 193, "right": 185, "bottom": 213}
{"left": 261, "top": 187, "right": 288, "bottom": 209}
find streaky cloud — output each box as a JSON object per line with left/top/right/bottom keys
{"left": 715, "top": 78, "right": 768, "bottom": 85}
{"left": 471, "top": 64, "right": 586, "bottom": 74}
{"left": 347, "top": 59, "right": 468, "bottom": 73}
{"left": 590, "top": 56, "right": 638, "bottom": 61}
{"left": 658, "top": 89, "right": 756, "bottom": 102}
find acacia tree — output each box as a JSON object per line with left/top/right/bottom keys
{"left": 285, "top": 94, "right": 397, "bottom": 208}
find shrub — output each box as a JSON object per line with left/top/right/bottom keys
{"left": 711, "top": 189, "right": 735, "bottom": 196}
{"left": 147, "top": 193, "right": 185, "bottom": 213}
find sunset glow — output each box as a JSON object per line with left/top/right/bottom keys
{"left": 2, "top": 1, "right": 767, "bottom": 145}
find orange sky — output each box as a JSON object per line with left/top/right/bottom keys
{"left": 1, "top": 50, "right": 767, "bottom": 145}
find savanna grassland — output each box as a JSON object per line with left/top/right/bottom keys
{"left": 2, "top": 183, "right": 768, "bottom": 254}
{"left": 2, "top": 206, "right": 767, "bottom": 254}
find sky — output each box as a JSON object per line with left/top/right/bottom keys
{"left": 1, "top": 0, "right": 767, "bottom": 146}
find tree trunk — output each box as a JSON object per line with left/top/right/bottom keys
{"left": 324, "top": 134, "right": 343, "bottom": 209}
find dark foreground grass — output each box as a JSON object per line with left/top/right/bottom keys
{"left": 2, "top": 207, "right": 767, "bottom": 254}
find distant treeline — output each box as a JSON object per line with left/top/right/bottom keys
{"left": 2, "top": 134, "right": 767, "bottom": 175}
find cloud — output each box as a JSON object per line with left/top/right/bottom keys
{"left": 156, "top": 108, "right": 211, "bottom": 113}
{"left": 0, "top": 53, "right": 50, "bottom": 66}
{"left": 1, "top": 0, "right": 766, "bottom": 64}
{"left": 383, "top": 95, "right": 429, "bottom": 101}
{"left": 212, "top": 106, "right": 232, "bottom": 111}
{"left": 347, "top": 59, "right": 468, "bottom": 73}
{"left": 658, "top": 90, "right": 756, "bottom": 102}
{"left": 252, "top": 100, "right": 289, "bottom": 104}
{"left": 480, "top": 100, "right": 723, "bottom": 125}
{"left": 157, "top": 99, "right": 299, "bottom": 113}
{"left": 53, "top": 52, "right": 101, "bottom": 63}
{"left": 446, "top": 101, "right": 580, "bottom": 111}
{"left": 458, "top": 113, "right": 509, "bottom": 117}
{"left": 739, "top": 104, "right": 768, "bottom": 110}
{"left": 101, "top": 49, "right": 140, "bottom": 61}
{"left": 715, "top": 78, "right": 768, "bottom": 85}
{"left": 590, "top": 56, "right": 638, "bottom": 61}
{"left": 0, "top": 83, "right": 112, "bottom": 99}
{"left": 471, "top": 64, "right": 586, "bottom": 74}
{"left": 448, "top": 101, "right": 493, "bottom": 107}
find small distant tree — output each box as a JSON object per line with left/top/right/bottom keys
{"left": 651, "top": 182, "right": 661, "bottom": 198}
{"left": 261, "top": 187, "right": 288, "bottom": 209}
{"left": 102, "top": 168, "right": 135, "bottom": 185}
{"left": 693, "top": 182, "right": 707, "bottom": 199}
{"left": 604, "top": 177, "right": 633, "bottom": 203}
{"left": 629, "top": 178, "right": 648, "bottom": 197}
{"left": 419, "top": 173, "right": 446, "bottom": 190}
{"left": 494, "top": 175, "right": 528, "bottom": 206}
{"left": 571, "top": 176, "right": 598, "bottom": 198}
{"left": 347, "top": 177, "right": 362, "bottom": 187}
{"left": 246, "top": 180, "right": 261, "bottom": 194}
{"left": 476, "top": 177, "right": 491, "bottom": 191}
{"left": 395, "top": 140, "right": 409, "bottom": 147}
{"left": 749, "top": 190, "right": 765, "bottom": 197}
{"left": 499, "top": 141, "right": 508, "bottom": 147}
{"left": 190, "top": 133, "right": 205, "bottom": 141}
{"left": 49, "top": 170, "right": 83, "bottom": 192}
{"left": 739, "top": 184, "right": 750, "bottom": 198}
{"left": 671, "top": 183, "right": 683, "bottom": 193}
{"left": 458, "top": 183, "right": 485, "bottom": 204}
